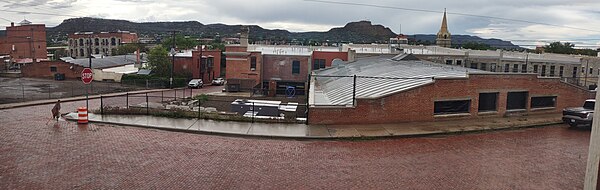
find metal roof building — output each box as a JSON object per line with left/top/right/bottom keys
{"left": 310, "top": 54, "right": 489, "bottom": 106}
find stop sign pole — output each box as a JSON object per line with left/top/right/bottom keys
{"left": 81, "top": 68, "right": 93, "bottom": 109}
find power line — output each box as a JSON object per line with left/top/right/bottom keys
{"left": 303, "top": 0, "right": 600, "bottom": 33}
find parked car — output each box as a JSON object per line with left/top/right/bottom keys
{"left": 562, "top": 99, "right": 595, "bottom": 128}
{"left": 188, "top": 79, "right": 203, "bottom": 88}
{"left": 212, "top": 78, "right": 225, "bottom": 85}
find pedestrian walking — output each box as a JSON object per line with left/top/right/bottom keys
{"left": 46, "top": 100, "right": 61, "bottom": 125}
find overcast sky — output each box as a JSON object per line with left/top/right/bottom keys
{"left": 1, "top": 0, "right": 600, "bottom": 48}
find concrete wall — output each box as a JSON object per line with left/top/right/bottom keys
{"left": 309, "top": 74, "right": 594, "bottom": 125}
{"left": 92, "top": 69, "right": 123, "bottom": 82}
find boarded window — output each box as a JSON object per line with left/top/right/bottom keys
{"left": 434, "top": 100, "right": 471, "bottom": 115}
{"left": 250, "top": 57, "right": 256, "bottom": 70}
{"left": 531, "top": 96, "right": 556, "bottom": 109}
{"left": 292, "top": 61, "right": 300, "bottom": 74}
{"left": 478, "top": 92, "right": 498, "bottom": 112}
{"left": 507, "top": 91, "right": 528, "bottom": 110}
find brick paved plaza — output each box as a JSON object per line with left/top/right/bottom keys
{"left": 0, "top": 100, "right": 592, "bottom": 189}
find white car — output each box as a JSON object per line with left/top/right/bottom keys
{"left": 188, "top": 79, "right": 203, "bottom": 88}
{"left": 212, "top": 78, "right": 225, "bottom": 85}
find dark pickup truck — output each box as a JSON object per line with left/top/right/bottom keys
{"left": 562, "top": 99, "right": 595, "bottom": 127}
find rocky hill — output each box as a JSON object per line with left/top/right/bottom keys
{"left": 40, "top": 17, "right": 519, "bottom": 48}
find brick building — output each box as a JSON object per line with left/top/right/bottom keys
{"left": 22, "top": 60, "right": 85, "bottom": 79}
{"left": 308, "top": 54, "right": 595, "bottom": 125}
{"left": 173, "top": 48, "right": 222, "bottom": 83}
{"left": 224, "top": 44, "right": 351, "bottom": 95}
{"left": 0, "top": 20, "right": 47, "bottom": 62}
{"left": 68, "top": 31, "right": 138, "bottom": 58}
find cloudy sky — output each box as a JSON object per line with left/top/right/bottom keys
{"left": 1, "top": 0, "right": 600, "bottom": 48}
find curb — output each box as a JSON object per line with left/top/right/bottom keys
{"left": 63, "top": 115, "right": 565, "bottom": 140}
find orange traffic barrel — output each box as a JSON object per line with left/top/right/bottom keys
{"left": 78, "top": 107, "right": 88, "bottom": 124}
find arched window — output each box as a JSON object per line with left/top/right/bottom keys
{"left": 444, "top": 34, "right": 447, "bottom": 39}
{"left": 80, "top": 49, "right": 84, "bottom": 57}
{"left": 95, "top": 38, "right": 99, "bottom": 46}
{"left": 111, "top": 38, "right": 116, "bottom": 46}
{"left": 95, "top": 48, "right": 100, "bottom": 54}
{"left": 79, "top": 39, "right": 83, "bottom": 46}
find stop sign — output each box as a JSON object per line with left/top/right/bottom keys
{"left": 81, "top": 68, "right": 93, "bottom": 84}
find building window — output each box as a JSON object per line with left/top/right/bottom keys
{"left": 549, "top": 66, "right": 555, "bottom": 77}
{"left": 118, "top": 39, "right": 121, "bottom": 45}
{"left": 313, "top": 59, "right": 325, "bottom": 70}
{"left": 478, "top": 92, "right": 498, "bottom": 112}
{"left": 80, "top": 49, "right": 84, "bottom": 57}
{"left": 590, "top": 67, "right": 594, "bottom": 75}
{"left": 573, "top": 67, "right": 578, "bottom": 78}
{"left": 531, "top": 96, "right": 557, "bottom": 109}
{"left": 470, "top": 63, "right": 478, "bottom": 69}
{"left": 207, "top": 57, "right": 214, "bottom": 68}
{"left": 50, "top": 66, "right": 57, "bottom": 72}
{"left": 111, "top": 38, "right": 116, "bottom": 46}
{"left": 250, "top": 56, "right": 257, "bottom": 70}
{"left": 456, "top": 60, "right": 462, "bottom": 66}
{"left": 79, "top": 39, "right": 83, "bottom": 46}
{"left": 541, "top": 65, "right": 546, "bottom": 76}
{"left": 69, "top": 39, "right": 72, "bottom": 46}
{"left": 512, "top": 64, "right": 519, "bottom": 73}
{"left": 559, "top": 66, "right": 564, "bottom": 77}
{"left": 434, "top": 100, "right": 471, "bottom": 115}
{"left": 533, "top": 65, "right": 538, "bottom": 73}
{"left": 504, "top": 64, "right": 510, "bottom": 72}
{"left": 480, "top": 63, "right": 487, "bottom": 71}
{"left": 292, "top": 60, "right": 300, "bottom": 74}
{"left": 445, "top": 60, "right": 453, "bottom": 65}
{"left": 95, "top": 48, "right": 100, "bottom": 54}
{"left": 490, "top": 63, "right": 496, "bottom": 72}
{"left": 507, "top": 91, "right": 528, "bottom": 110}
{"left": 95, "top": 38, "right": 99, "bottom": 46}
{"left": 521, "top": 64, "right": 527, "bottom": 73}
{"left": 582, "top": 67, "right": 586, "bottom": 73}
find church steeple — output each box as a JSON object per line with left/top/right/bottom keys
{"left": 436, "top": 9, "right": 451, "bottom": 48}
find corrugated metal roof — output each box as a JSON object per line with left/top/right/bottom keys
{"left": 311, "top": 54, "right": 489, "bottom": 106}
{"left": 65, "top": 55, "right": 138, "bottom": 69}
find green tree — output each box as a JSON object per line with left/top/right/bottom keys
{"left": 116, "top": 43, "right": 146, "bottom": 55}
{"left": 161, "top": 35, "right": 198, "bottom": 50}
{"left": 544, "top": 42, "right": 598, "bottom": 56}
{"left": 147, "top": 46, "right": 170, "bottom": 77}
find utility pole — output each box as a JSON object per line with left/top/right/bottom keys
{"left": 170, "top": 31, "right": 178, "bottom": 89}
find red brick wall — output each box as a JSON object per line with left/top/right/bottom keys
{"left": 262, "top": 55, "right": 309, "bottom": 82}
{"left": 174, "top": 50, "right": 222, "bottom": 82}
{"left": 0, "top": 24, "right": 47, "bottom": 60}
{"left": 309, "top": 74, "right": 595, "bottom": 125}
{"left": 225, "top": 51, "right": 262, "bottom": 86}
{"left": 311, "top": 51, "right": 348, "bottom": 70}
{"left": 22, "top": 61, "right": 84, "bottom": 79}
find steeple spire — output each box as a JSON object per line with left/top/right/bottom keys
{"left": 436, "top": 8, "right": 452, "bottom": 47}
{"left": 439, "top": 8, "right": 449, "bottom": 34}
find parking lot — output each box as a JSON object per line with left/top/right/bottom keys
{"left": 0, "top": 77, "right": 146, "bottom": 104}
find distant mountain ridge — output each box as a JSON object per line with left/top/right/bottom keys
{"left": 39, "top": 17, "right": 519, "bottom": 49}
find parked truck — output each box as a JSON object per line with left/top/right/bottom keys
{"left": 562, "top": 99, "right": 595, "bottom": 128}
